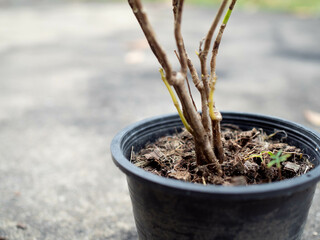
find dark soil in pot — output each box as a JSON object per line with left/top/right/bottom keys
{"left": 131, "top": 126, "right": 314, "bottom": 186}
{"left": 111, "top": 112, "right": 320, "bottom": 240}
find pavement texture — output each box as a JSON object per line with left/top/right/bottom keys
{"left": 0, "top": 2, "right": 320, "bottom": 240}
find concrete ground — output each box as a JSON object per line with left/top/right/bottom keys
{"left": 0, "top": 2, "right": 319, "bottom": 239}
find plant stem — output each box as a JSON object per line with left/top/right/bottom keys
{"left": 199, "top": 0, "right": 228, "bottom": 98}
{"left": 127, "top": 0, "right": 235, "bottom": 173}
{"left": 174, "top": 50, "right": 197, "bottom": 111}
{"left": 209, "top": 0, "right": 237, "bottom": 161}
{"left": 160, "top": 69, "right": 192, "bottom": 133}
{"left": 209, "top": 0, "right": 237, "bottom": 121}
{"left": 198, "top": 0, "right": 228, "bottom": 145}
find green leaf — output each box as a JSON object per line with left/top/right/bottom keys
{"left": 267, "top": 151, "right": 275, "bottom": 158}
{"left": 275, "top": 150, "right": 283, "bottom": 158}
{"left": 249, "top": 154, "right": 263, "bottom": 159}
{"left": 267, "top": 150, "right": 291, "bottom": 169}
{"left": 279, "top": 154, "right": 291, "bottom": 161}
{"left": 267, "top": 160, "right": 277, "bottom": 168}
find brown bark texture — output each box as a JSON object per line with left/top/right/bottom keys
{"left": 127, "top": 0, "right": 237, "bottom": 175}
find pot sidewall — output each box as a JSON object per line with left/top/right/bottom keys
{"left": 111, "top": 112, "right": 320, "bottom": 240}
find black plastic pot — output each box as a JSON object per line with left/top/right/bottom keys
{"left": 111, "top": 112, "right": 320, "bottom": 240}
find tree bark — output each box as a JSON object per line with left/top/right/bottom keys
{"left": 127, "top": 0, "right": 237, "bottom": 175}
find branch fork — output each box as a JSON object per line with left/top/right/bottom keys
{"left": 128, "top": 0, "right": 237, "bottom": 174}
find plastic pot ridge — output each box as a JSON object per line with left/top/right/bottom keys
{"left": 111, "top": 112, "right": 320, "bottom": 240}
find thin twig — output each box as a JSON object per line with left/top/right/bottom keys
{"left": 173, "top": 0, "right": 199, "bottom": 91}
{"left": 174, "top": 50, "right": 197, "bottom": 111}
{"left": 187, "top": 58, "right": 203, "bottom": 91}
{"left": 209, "top": 0, "right": 237, "bottom": 120}
{"left": 160, "top": 68, "right": 193, "bottom": 133}
{"left": 128, "top": 0, "right": 180, "bottom": 85}
{"left": 199, "top": 0, "right": 228, "bottom": 98}
{"left": 196, "top": 0, "right": 228, "bottom": 145}
{"left": 210, "top": 0, "right": 237, "bottom": 162}
{"left": 173, "top": 0, "right": 188, "bottom": 76}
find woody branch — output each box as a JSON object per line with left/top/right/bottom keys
{"left": 209, "top": 0, "right": 237, "bottom": 162}
{"left": 128, "top": 0, "right": 222, "bottom": 172}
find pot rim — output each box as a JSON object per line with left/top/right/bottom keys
{"left": 111, "top": 112, "right": 320, "bottom": 199}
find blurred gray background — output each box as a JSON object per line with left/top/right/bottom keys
{"left": 0, "top": 0, "right": 319, "bottom": 239}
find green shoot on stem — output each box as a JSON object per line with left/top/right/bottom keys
{"left": 222, "top": 5, "right": 233, "bottom": 25}
{"left": 209, "top": 0, "right": 236, "bottom": 121}
{"left": 159, "top": 68, "right": 193, "bottom": 133}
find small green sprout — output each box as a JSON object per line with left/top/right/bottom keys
{"left": 246, "top": 151, "right": 269, "bottom": 163}
{"left": 267, "top": 150, "right": 291, "bottom": 169}
{"left": 247, "top": 153, "right": 264, "bottom": 160}
{"left": 247, "top": 150, "right": 292, "bottom": 179}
